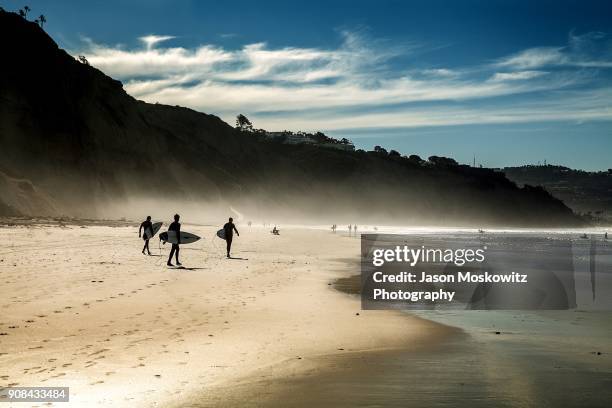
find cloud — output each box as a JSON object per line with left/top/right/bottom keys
{"left": 420, "top": 68, "right": 459, "bottom": 78}
{"left": 247, "top": 87, "right": 612, "bottom": 132}
{"left": 496, "top": 31, "right": 612, "bottom": 69}
{"left": 72, "top": 30, "right": 611, "bottom": 132}
{"left": 139, "top": 35, "right": 175, "bottom": 50}
{"left": 490, "top": 70, "right": 548, "bottom": 82}
{"left": 496, "top": 47, "right": 566, "bottom": 69}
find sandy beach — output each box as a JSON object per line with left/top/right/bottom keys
{"left": 0, "top": 221, "right": 451, "bottom": 407}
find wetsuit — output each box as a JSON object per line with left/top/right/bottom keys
{"left": 167, "top": 221, "right": 181, "bottom": 264}
{"left": 139, "top": 220, "right": 154, "bottom": 254}
{"left": 223, "top": 222, "right": 239, "bottom": 257}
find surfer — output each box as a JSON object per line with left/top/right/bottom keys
{"left": 167, "top": 214, "right": 181, "bottom": 266}
{"left": 139, "top": 216, "right": 154, "bottom": 255}
{"left": 223, "top": 217, "right": 240, "bottom": 258}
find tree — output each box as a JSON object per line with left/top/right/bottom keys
{"left": 78, "top": 55, "right": 90, "bottom": 65}
{"left": 373, "top": 145, "right": 388, "bottom": 155}
{"left": 235, "top": 114, "right": 253, "bottom": 132}
{"left": 38, "top": 14, "right": 46, "bottom": 27}
{"left": 23, "top": 5, "right": 30, "bottom": 17}
{"left": 18, "top": 9, "right": 25, "bottom": 18}
{"left": 428, "top": 156, "right": 458, "bottom": 167}
{"left": 408, "top": 154, "right": 423, "bottom": 163}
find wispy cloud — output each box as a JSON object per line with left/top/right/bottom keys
{"left": 496, "top": 32, "right": 612, "bottom": 69}
{"left": 73, "top": 30, "right": 612, "bottom": 131}
{"left": 139, "top": 35, "right": 175, "bottom": 50}
{"left": 489, "top": 70, "right": 548, "bottom": 82}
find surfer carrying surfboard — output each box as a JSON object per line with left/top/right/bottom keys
{"left": 167, "top": 214, "right": 182, "bottom": 266}
{"left": 139, "top": 216, "right": 154, "bottom": 255}
{"left": 223, "top": 217, "right": 240, "bottom": 258}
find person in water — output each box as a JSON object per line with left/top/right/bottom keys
{"left": 223, "top": 217, "right": 240, "bottom": 258}
{"left": 139, "top": 216, "right": 154, "bottom": 255}
{"left": 167, "top": 214, "right": 181, "bottom": 266}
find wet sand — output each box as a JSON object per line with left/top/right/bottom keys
{"left": 0, "top": 222, "right": 451, "bottom": 407}
{"left": 206, "top": 272, "right": 612, "bottom": 408}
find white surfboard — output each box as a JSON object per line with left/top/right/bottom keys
{"left": 143, "top": 222, "right": 163, "bottom": 240}
{"left": 159, "top": 230, "right": 200, "bottom": 245}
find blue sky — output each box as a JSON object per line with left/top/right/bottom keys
{"left": 5, "top": 0, "right": 612, "bottom": 170}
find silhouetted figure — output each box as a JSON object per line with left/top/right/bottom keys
{"left": 272, "top": 226, "right": 280, "bottom": 235}
{"left": 167, "top": 214, "right": 181, "bottom": 266}
{"left": 223, "top": 217, "right": 239, "bottom": 258}
{"left": 139, "top": 216, "right": 153, "bottom": 255}
{"left": 354, "top": 225, "right": 358, "bottom": 235}
{"left": 605, "top": 232, "right": 608, "bottom": 240}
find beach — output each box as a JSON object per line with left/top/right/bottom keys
{"left": 0, "top": 221, "right": 452, "bottom": 407}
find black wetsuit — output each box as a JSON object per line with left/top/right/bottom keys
{"left": 167, "top": 221, "right": 181, "bottom": 264}
{"left": 223, "top": 222, "right": 239, "bottom": 257}
{"left": 139, "top": 220, "right": 154, "bottom": 254}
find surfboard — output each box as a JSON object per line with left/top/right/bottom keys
{"left": 216, "top": 228, "right": 226, "bottom": 240}
{"left": 143, "top": 222, "right": 163, "bottom": 240}
{"left": 159, "top": 230, "right": 201, "bottom": 245}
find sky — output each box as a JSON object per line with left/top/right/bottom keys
{"left": 5, "top": 0, "right": 612, "bottom": 170}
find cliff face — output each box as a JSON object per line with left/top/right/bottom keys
{"left": 0, "top": 10, "right": 582, "bottom": 226}
{"left": 504, "top": 165, "right": 612, "bottom": 221}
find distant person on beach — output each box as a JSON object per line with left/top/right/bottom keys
{"left": 167, "top": 214, "right": 181, "bottom": 266}
{"left": 223, "top": 217, "right": 240, "bottom": 258}
{"left": 606, "top": 232, "right": 608, "bottom": 240}
{"left": 138, "top": 216, "right": 153, "bottom": 255}
{"left": 272, "top": 226, "right": 280, "bottom": 235}
{"left": 354, "top": 225, "right": 358, "bottom": 235}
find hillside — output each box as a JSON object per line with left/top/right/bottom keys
{"left": 503, "top": 165, "right": 612, "bottom": 222}
{"left": 0, "top": 10, "right": 582, "bottom": 226}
